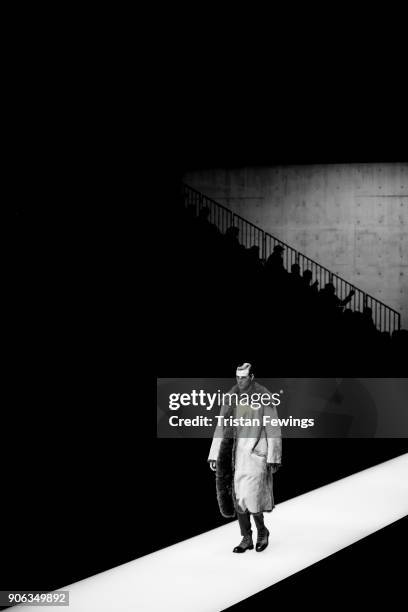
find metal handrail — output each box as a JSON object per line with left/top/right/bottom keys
{"left": 183, "top": 183, "right": 401, "bottom": 334}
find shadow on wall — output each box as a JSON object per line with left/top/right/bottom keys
{"left": 281, "top": 378, "right": 378, "bottom": 438}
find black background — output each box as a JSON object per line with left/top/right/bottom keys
{"left": 4, "top": 71, "right": 408, "bottom": 611}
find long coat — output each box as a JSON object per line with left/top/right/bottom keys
{"left": 208, "top": 381, "right": 282, "bottom": 517}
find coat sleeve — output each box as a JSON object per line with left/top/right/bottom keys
{"left": 263, "top": 396, "right": 282, "bottom": 465}
{"left": 207, "top": 391, "right": 234, "bottom": 462}
{"left": 208, "top": 432, "right": 222, "bottom": 462}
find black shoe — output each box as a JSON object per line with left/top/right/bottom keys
{"left": 256, "top": 527, "right": 269, "bottom": 552}
{"left": 233, "top": 534, "right": 254, "bottom": 553}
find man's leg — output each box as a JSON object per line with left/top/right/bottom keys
{"left": 233, "top": 511, "right": 254, "bottom": 553}
{"left": 237, "top": 510, "right": 252, "bottom": 536}
{"left": 253, "top": 512, "right": 270, "bottom": 552}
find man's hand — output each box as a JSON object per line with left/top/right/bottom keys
{"left": 267, "top": 462, "right": 281, "bottom": 473}
{"left": 209, "top": 460, "right": 216, "bottom": 472}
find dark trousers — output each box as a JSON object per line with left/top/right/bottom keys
{"left": 237, "top": 511, "right": 265, "bottom": 536}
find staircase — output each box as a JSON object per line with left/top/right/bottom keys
{"left": 183, "top": 183, "right": 401, "bottom": 334}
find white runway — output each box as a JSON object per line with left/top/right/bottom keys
{"left": 14, "top": 453, "right": 408, "bottom": 612}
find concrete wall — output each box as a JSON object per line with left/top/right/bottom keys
{"left": 184, "top": 163, "right": 408, "bottom": 328}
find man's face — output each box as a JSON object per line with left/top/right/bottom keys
{"left": 236, "top": 375, "right": 252, "bottom": 391}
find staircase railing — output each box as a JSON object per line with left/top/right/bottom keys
{"left": 183, "top": 183, "right": 401, "bottom": 334}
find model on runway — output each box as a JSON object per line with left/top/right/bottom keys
{"left": 208, "top": 363, "right": 282, "bottom": 553}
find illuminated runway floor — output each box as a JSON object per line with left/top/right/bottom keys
{"left": 15, "top": 454, "right": 408, "bottom": 612}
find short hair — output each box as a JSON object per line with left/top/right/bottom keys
{"left": 236, "top": 362, "right": 253, "bottom": 377}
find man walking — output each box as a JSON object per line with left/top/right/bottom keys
{"left": 208, "top": 363, "right": 282, "bottom": 553}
